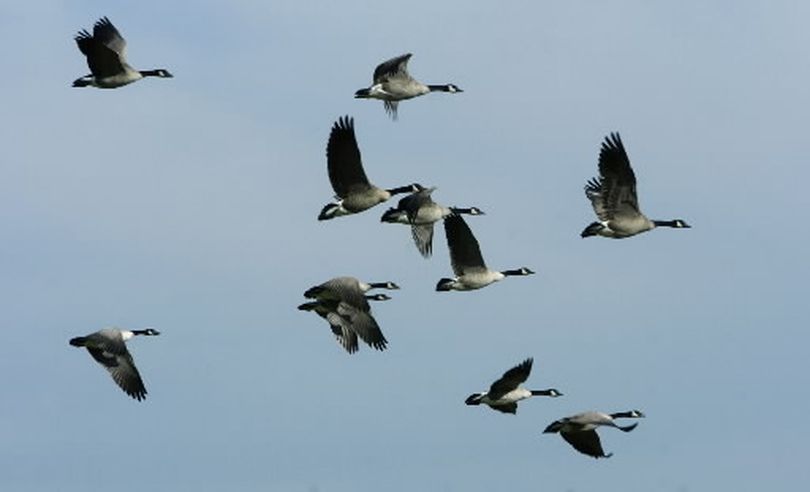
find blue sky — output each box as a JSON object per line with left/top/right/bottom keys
{"left": 1, "top": 1, "right": 809, "bottom": 490}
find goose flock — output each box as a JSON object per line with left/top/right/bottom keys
{"left": 66, "top": 16, "right": 692, "bottom": 460}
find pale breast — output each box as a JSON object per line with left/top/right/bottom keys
{"left": 607, "top": 215, "right": 654, "bottom": 238}
{"left": 457, "top": 270, "right": 504, "bottom": 290}
{"left": 342, "top": 188, "right": 390, "bottom": 213}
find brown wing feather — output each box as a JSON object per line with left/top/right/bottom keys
{"left": 74, "top": 27, "right": 125, "bottom": 78}
{"left": 489, "top": 402, "right": 518, "bottom": 414}
{"left": 326, "top": 117, "right": 371, "bottom": 198}
{"left": 594, "top": 133, "right": 642, "bottom": 218}
{"left": 443, "top": 214, "right": 486, "bottom": 276}
{"left": 373, "top": 53, "right": 413, "bottom": 83}
{"left": 561, "top": 430, "right": 611, "bottom": 458}
{"left": 488, "top": 358, "right": 533, "bottom": 400}
{"left": 86, "top": 347, "right": 147, "bottom": 401}
{"left": 336, "top": 303, "right": 388, "bottom": 351}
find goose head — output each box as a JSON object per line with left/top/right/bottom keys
{"left": 132, "top": 328, "right": 160, "bottom": 336}
{"left": 543, "top": 420, "right": 565, "bottom": 434}
{"left": 141, "top": 69, "right": 173, "bottom": 78}
{"left": 366, "top": 293, "right": 392, "bottom": 301}
{"left": 369, "top": 281, "right": 400, "bottom": 290}
{"left": 435, "top": 278, "right": 457, "bottom": 291}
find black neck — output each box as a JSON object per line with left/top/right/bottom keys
{"left": 131, "top": 329, "right": 153, "bottom": 335}
{"left": 530, "top": 389, "right": 556, "bottom": 396}
{"left": 610, "top": 411, "right": 639, "bottom": 419}
{"left": 386, "top": 185, "right": 415, "bottom": 195}
{"left": 501, "top": 269, "right": 528, "bottom": 276}
{"left": 427, "top": 84, "right": 451, "bottom": 92}
{"left": 449, "top": 207, "right": 475, "bottom": 214}
{"left": 653, "top": 220, "right": 679, "bottom": 227}
{"left": 368, "top": 282, "right": 391, "bottom": 289}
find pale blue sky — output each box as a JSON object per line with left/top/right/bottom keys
{"left": 1, "top": 1, "right": 809, "bottom": 491}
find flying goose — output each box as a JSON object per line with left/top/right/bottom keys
{"left": 318, "top": 116, "right": 421, "bottom": 220}
{"left": 298, "top": 293, "right": 391, "bottom": 353}
{"left": 581, "top": 133, "right": 690, "bottom": 238}
{"left": 465, "top": 358, "right": 561, "bottom": 414}
{"left": 72, "top": 17, "right": 173, "bottom": 88}
{"left": 354, "top": 53, "right": 463, "bottom": 119}
{"left": 436, "top": 214, "right": 534, "bottom": 291}
{"left": 543, "top": 410, "right": 645, "bottom": 458}
{"left": 69, "top": 327, "right": 160, "bottom": 401}
{"left": 304, "top": 276, "right": 400, "bottom": 303}
{"left": 302, "top": 276, "right": 398, "bottom": 350}
{"left": 380, "top": 186, "right": 484, "bottom": 258}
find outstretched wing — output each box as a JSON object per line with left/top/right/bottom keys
{"left": 411, "top": 224, "right": 435, "bottom": 258}
{"left": 74, "top": 17, "right": 126, "bottom": 78}
{"left": 373, "top": 53, "right": 413, "bottom": 83}
{"left": 444, "top": 214, "right": 486, "bottom": 276}
{"left": 586, "top": 133, "right": 641, "bottom": 220}
{"left": 391, "top": 189, "right": 436, "bottom": 257}
{"left": 561, "top": 430, "right": 611, "bottom": 458}
{"left": 336, "top": 302, "right": 388, "bottom": 351}
{"left": 326, "top": 116, "right": 371, "bottom": 198}
{"left": 489, "top": 402, "right": 518, "bottom": 414}
{"left": 93, "top": 17, "right": 127, "bottom": 55}
{"left": 326, "top": 312, "right": 359, "bottom": 354}
{"left": 488, "top": 358, "right": 533, "bottom": 400}
{"left": 383, "top": 101, "right": 399, "bottom": 120}
{"left": 86, "top": 347, "right": 147, "bottom": 401}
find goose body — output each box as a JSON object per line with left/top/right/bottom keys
{"left": 304, "top": 276, "right": 399, "bottom": 304}
{"left": 301, "top": 277, "right": 398, "bottom": 351}
{"left": 581, "top": 133, "right": 689, "bottom": 238}
{"left": 465, "top": 358, "right": 561, "bottom": 414}
{"left": 436, "top": 214, "right": 534, "bottom": 291}
{"left": 69, "top": 327, "right": 160, "bottom": 401}
{"left": 354, "top": 53, "right": 462, "bottom": 119}
{"left": 380, "top": 187, "right": 484, "bottom": 257}
{"left": 72, "top": 17, "right": 173, "bottom": 88}
{"left": 318, "top": 116, "right": 420, "bottom": 220}
{"left": 543, "top": 410, "right": 645, "bottom": 458}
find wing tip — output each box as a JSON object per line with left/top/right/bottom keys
{"left": 333, "top": 115, "right": 354, "bottom": 132}
{"left": 600, "top": 131, "right": 625, "bottom": 155}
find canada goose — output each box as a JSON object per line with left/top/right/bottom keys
{"left": 304, "top": 276, "right": 400, "bottom": 304}
{"left": 69, "top": 327, "right": 160, "bottom": 401}
{"left": 581, "top": 133, "right": 690, "bottom": 238}
{"left": 380, "top": 186, "right": 484, "bottom": 257}
{"left": 354, "top": 53, "right": 463, "bottom": 119}
{"left": 465, "top": 358, "right": 561, "bottom": 414}
{"left": 72, "top": 17, "right": 173, "bottom": 88}
{"left": 303, "top": 276, "right": 398, "bottom": 350}
{"left": 298, "top": 294, "right": 391, "bottom": 353}
{"left": 318, "top": 116, "right": 421, "bottom": 220}
{"left": 543, "top": 410, "right": 645, "bottom": 458}
{"left": 436, "top": 214, "right": 534, "bottom": 291}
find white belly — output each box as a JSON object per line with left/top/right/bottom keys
{"left": 456, "top": 270, "right": 504, "bottom": 290}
